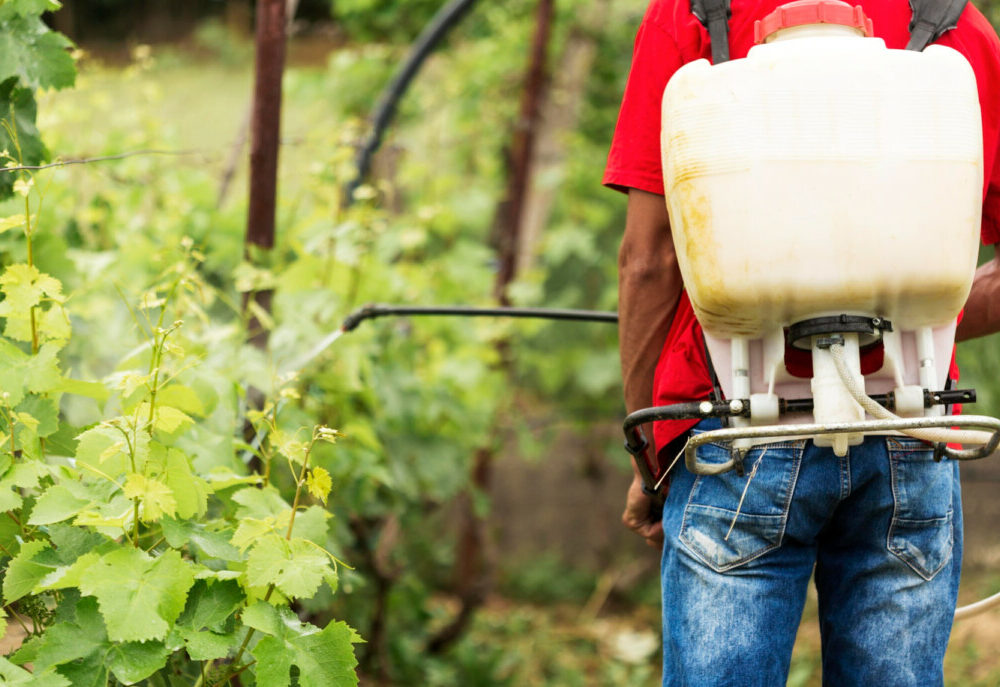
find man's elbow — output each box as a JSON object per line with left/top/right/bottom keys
{"left": 618, "top": 244, "right": 676, "bottom": 285}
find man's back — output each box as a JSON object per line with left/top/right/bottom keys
{"left": 605, "top": 2, "right": 1000, "bottom": 685}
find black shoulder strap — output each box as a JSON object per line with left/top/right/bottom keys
{"left": 907, "top": 0, "right": 969, "bottom": 51}
{"left": 691, "top": 0, "right": 732, "bottom": 64}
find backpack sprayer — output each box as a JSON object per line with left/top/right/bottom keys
{"left": 622, "top": 0, "right": 1000, "bottom": 620}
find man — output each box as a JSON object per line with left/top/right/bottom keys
{"left": 605, "top": 1, "right": 1000, "bottom": 684}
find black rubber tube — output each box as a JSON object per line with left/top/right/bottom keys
{"left": 341, "top": 304, "right": 618, "bottom": 332}
{"left": 345, "top": 0, "right": 480, "bottom": 204}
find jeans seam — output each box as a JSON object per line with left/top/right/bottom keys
{"left": 839, "top": 448, "right": 852, "bottom": 501}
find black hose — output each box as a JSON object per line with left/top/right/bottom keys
{"left": 341, "top": 304, "right": 618, "bottom": 332}
{"left": 345, "top": 0, "right": 480, "bottom": 204}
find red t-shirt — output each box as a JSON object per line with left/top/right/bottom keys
{"left": 605, "top": 0, "right": 1000, "bottom": 461}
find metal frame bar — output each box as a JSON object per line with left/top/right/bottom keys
{"left": 685, "top": 415, "right": 1000, "bottom": 476}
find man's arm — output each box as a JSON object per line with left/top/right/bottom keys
{"left": 957, "top": 245, "right": 1000, "bottom": 342}
{"left": 618, "top": 188, "right": 684, "bottom": 547}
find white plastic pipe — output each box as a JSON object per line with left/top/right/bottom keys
{"left": 829, "top": 344, "right": 992, "bottom": 446}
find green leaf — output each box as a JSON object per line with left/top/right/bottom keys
{"left": 204, "top": 468, "right": 263, "bottom": 492}
{"left": 14, "top": 394, "right": 58, "bottom": 437}
{"left": 246, "top": 534, "right": 332, "bottom": 599}
{"left": 3, "top": 538, "right": 49, "bottom": 603}
{"left": 156, "top": 384, "right": 206, "bottom": 416}
{"left": 0, "top": 485, "right": 21, "bottom": 510}
{"left": 272, "top": 429, "right": 309, "bottom": 465}
{"left": 27, "top": 484, "right": 90, "bottom": 525}
{"left": 42, "top": 421, "right": 80, "bottom": 457}
{"left": 0, "top": 656, "right": 69, "bottom": 687}
{"left": 161, "top": 446, "right": 208, "bottom": 519}
{"left": 248, "top": 606, "right": 361, "bottom": 687}
{"left": 51, "top": 377, "right": 109, "bottom": 403}
{"left": 177, "top": 579, "right": 244, "bottom": 632}
{"left": 231, "top": 516, "right": 276, "bottom": 552}
{"left": 123, "top": 472, "right": 176, "bottom": 522}
{"left": 290, "top": 505, "right": 331, "bottom": 547}
{"left": 18, "top": 596, "right": 169, "bottom": 685}
{"left": 161, "top": 517, "right": 242, "bottom": 561}
{"left": 47, "top": 524, "right": 109, "bottom": 563}
{"left": 0, "top": 265, "right": 63, "bottom": 343}
{"left": 180, "top": 627, "right": 238, "bottom": 660}
{"left": 0, "top": 79, "right": 45, "bottom": 200}
{"left": 75, "top": 422, "right": 148, "bottom": 478}
{"left": 306, "top": 466, "right": 332, "bottom": 504}
{"left": 105, "top": 639, "right": 171, "bottom": 684}
{"left": 26, "top": 343, "right": 62, "bottom": 393}
{"left": 0, "top": 13, "right": 75, "bottom": 90}
{"left": 233, "top": 485, "right": 291, "bottom": 519}
{"left": 0, "top": 337, "right": 62, "bottom": 405}
{"left": 35, "top": 552, "right": 100, "bottom": 591}
{"left": 145, "top": 403, "right": 194, "bottom": 437}
{"left": 78, "top": 548, "right": 196, "bottom": 642}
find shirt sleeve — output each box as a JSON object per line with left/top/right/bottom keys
{"left": 970, "top": 10, "right": 1000, "bottom": 245}
{"left": 603, "top": 18, "right": 685, "bottom": 196}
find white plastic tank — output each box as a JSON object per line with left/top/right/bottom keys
{"left": 661, "top": 0, "right": 983, "bottom": 340}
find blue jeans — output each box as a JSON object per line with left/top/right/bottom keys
{"left": 660, "top": 419, "right": 962, "bottom": 686}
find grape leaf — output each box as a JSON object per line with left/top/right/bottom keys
{"left": 27, "top": 484, "right": 91, "bottom": 525}
{"left": 15, "top": 394, "right": 59, "bottom": 438}
{"left": 75, "top": 423, "right": 149, "bottom": 478}
{"left": 172, "top": 626, "right": 238, "bottom": 661}
{"left": 0, "top": 79, "right": 45, "bottom": 200}
{"left": 246, "top": 534, "right": 332, "bottom": 599}
{"left": 306, "top": 466, "right": 332, "bottom": 504}
{"left": 177, "top": 579, "right": 244, "bottom": 632}
{"left": 0, "top": 337, "right": 62, "bottom": 405}
{"left": 17, "top": 596, "right": 169, "bottom": 685}
{"left": 156, "top": 384, "right": 206, "bottom": 416}
{"left": 233, "top": 485, "right": 291, "bottom": 519}
{"left": 246, "top": 604, "right": 361, "bottom": 687}
{"left": 2, "top": 539, "right": 49, "bottom": 603}
{"left": 160, "top": 517, "right": 242, "bottom": 561}
{"left": 0, "top": 656, "right": 69, "bottom": 687}
{"left": 123, "top": 472, "right": 176, "bottom": 522}
{"left": 161, "top": 446, "right": 208, "bottom": 518}
{"left": 78, "top": 548, "right": 196, "bottom": 642}
{"left": 289, "top": 505, "right": 331, "bottom": 547}
{"left": 231, "top": 516, "right": 276, "bottom": 552}
{"left": 0, "top": 12, "right": 75, "bottom": 90}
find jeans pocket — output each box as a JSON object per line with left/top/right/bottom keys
{"left": 887, "top": 437, "right": 955, "bottom": 581}
{"left": 679, "top": 436, "right": 804, "bottom": 573}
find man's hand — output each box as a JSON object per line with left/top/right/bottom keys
{"left": 622, "top": 473, "right": 665, "bottom": 548}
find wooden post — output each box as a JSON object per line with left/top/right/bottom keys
{"left": 244, "top": 0, "right": 286, "bottom": 348}
{"left": 492, "top": 0, "right": 555, "bottom": 304}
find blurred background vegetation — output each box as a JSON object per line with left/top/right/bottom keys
{"left": 7, "top": 0, "right": 1000, "bottom": 683}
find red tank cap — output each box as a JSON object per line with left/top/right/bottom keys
{"left": 754, "top": 0, "right": 873, "bottom": 44}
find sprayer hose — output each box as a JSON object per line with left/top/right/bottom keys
{"left": 828, "top": 344, "right": 992, "bottom": 446}
{"left": 829, "top": 342, "right": 999, "bottom": 620}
